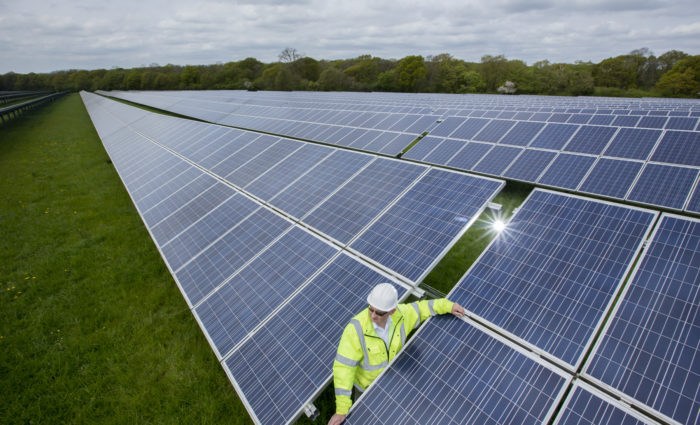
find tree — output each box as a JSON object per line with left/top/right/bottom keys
{"left": 593, "top": 55, "right": 637, "bottom": 89}
{"left": 278, "top": 47, "right": 303, "bottom": 63}
{"left": 317, "top": 67, "right": 353, "bottom": 91}
{"left": 393, "top": 55, "right": 428, "bottom": 92}
{"left": 655, "top": 55, "right": 700, "bottom": 97}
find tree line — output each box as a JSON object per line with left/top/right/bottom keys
{"left": 1, "top": 47, "right": 698, "bottom": 97}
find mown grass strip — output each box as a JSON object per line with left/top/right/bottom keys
{"left": 0, "top": 94, "right": 249, "bottom": 424}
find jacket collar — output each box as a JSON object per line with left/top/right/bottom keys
{"left": 358, "top": 306, "right": 404, "bottom": 336}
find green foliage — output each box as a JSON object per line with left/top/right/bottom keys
{"left": 0, "top": 48, "right": 696, "bottom": 97}
{"left": 655, "top": 55, "right": 700, "bottom": 97}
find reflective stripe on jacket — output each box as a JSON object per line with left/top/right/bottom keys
{"left": 333, "top": 298, "right": 455, "bottom": 415}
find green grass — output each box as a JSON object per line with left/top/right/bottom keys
{"left": 0, "top": 94, "right": 530, "bottom": 424}
{"left": 0, "top": 94, "right": 248, "bottom": 424}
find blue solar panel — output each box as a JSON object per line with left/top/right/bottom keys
{"left": 350, "top": 169, "right": 503, "bottom": 281}
{"left": 450, "top": 118, "right": 489, "bottom": 140}
{"left": 345, "top": 317, "right": 568, "bottom": 425}
{"left": 195, "top": 227, "right": 338, "bottom": 358}
{"left": 226, "top": 138, "right": 302, "bottom": 187}
{"left": 422, "top": 138, "right": 464, "bottom": 165}
{"left": 637, "top": 115, "right": 667, "bottom": 129}
{"left": 303, "top": 159, "right": 425, "bottom": 244}
{"left": 612, "top": 115, "right": 640, "bottom": 127}
{"left": 626, "top": 163, "right": 698, "bottom": 210}
{"left": 473, "top": 119, "right": 516, "bottom": 142}
{"left": 578, "top": 158, "right": 643, "bottom": 199}
{"left": 499, "top": 121, "right": 545, "bottom": 146}
{"left": 224, "top": 254, "right": 406, "bottom": 425}
{"left": 160, "top": 194, "right": 259, "bottom": 271}
{"left": 529, "top": 123, "right": 578, "bottom": 150}
{"left": 602, "top": 128, "right": 661, "bottom": 160}
{"left": 402, "top": 136, "right": 442, "bottom": 161}
{"left": 563, "top": 125, "right": 617, "bottom": 155}
{"left": 268, "top": 150, "right": 371, "bottom": 219}
{"left": 174, "top": 208, "right": 293, "bottom": 305}
{"left": 446, "top": 142, "right": 493, "bottom": 170}
{"left": 142, "top": 174, "right": 219, "bottom": 226}
{"left": 472, "top": 145, "right": 522, "bottom": 175}
{"left": 450, "top": 190, "right": 656, "bottom": 367}
{"left": 686, "top": 180, "right": 700, "bottom": 214}
{"left": 554, "top": 383, "right": 657, "bottom": 425}
{"left": 210, "top": 135, "right": 277, "bottom": 178}
{"left": 244, "top": 144, "right": 333, "bottom": 201}
{"left": 585, "top": 214, "right": 700, "bottom": 425}
{"left": 377, "top": 133, "right": 416, "bottom": 155}
{"left": 651, "top": 131, "right": 700, "bottom": 166}
{"left": 588, "top": 114, "right": 615, "bottom": 125}
{"left": 666, "top": 116, "right": 698, "bottom": 130}
{"left": 502, "top": 149, "right": 556, "bottom": 182}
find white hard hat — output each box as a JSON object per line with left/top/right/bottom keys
{"left": 367, "top": 283, "right": 398, "bottom": 312}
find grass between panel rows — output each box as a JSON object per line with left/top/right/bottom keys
{"left": 0, "top": 94, "right": 530, "bottom": 424}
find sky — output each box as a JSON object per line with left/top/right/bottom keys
{"left": 0, "top": 0, "right": 698, "bottom": 74}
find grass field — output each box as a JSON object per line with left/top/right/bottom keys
{"left": 0, "top": 93, "right": 529, "bottom": 424}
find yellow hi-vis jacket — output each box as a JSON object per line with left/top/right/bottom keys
{"left": 333, "top": 298, "right": 455, "bottom": 415}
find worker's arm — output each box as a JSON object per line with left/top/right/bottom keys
{"left": 411, "top": 298, "right": 464, "bottom": 321}
{"left": 331, "top": 323, "right": 362, "bottom": 420}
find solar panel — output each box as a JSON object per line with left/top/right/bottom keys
{"left": 473, "top": 119, "right": 516, "bottom": 143}
{"left": 686, "top": 179, "right": 700, "bottom": 214}
{"left": 584, "top": 214, "right": 700, "bottom": 425}
{"left": 553, "top": 382, "right": 658, "bottom": 425}
{"left": 302, "top": 159, "right": 425, "bottom": 244}
{"left": 563, "top": 125, "right": 617, "bottom": 155}
{"left": 195, "top": 226, "right": 338, "bottom": 358}
{"left": 174, "top": 208, "right": 293, "bottom": 306}
{"left": 602, "top": 128, "right": 661, "bottom": 161}
{"left": 529, "top": 123, "right": 578, "bottom": 150}
{"left": 502, "top": 149, "right": 556, "bottom": 183}
{"left": 350, "top": 168, "right": 503, "bottom": 282}
{"left": 223, "top": 253, "right": 407, "bottom": 425}
{"left": 578, "top": 158, "right": 643, "bottom": 199}
{"left": 421, "top": 138, "right": 464, "bottom": 165}
{"left": 537, "top": 153, "right": 596, "bottom": 190}
{"left": 402, "top": 135, "right": 442, "bottom": 161}
{"left": 472, "top": 145, "right": 522, "bottom": 175}
{"left": 446, "top": 141, "right": 493, "bottom": 170}
{"left": 268, "top": 149, "right": 372, "bottom": 219}
{"left": 345, "top": 317, "right": 569, "bottom": 425}
{"left": 449, "top": 189, "right": 656, "bottom": 368}
{"left": 651, "top": 131, "right": 700, "bottom": 166}
{"left": 498, "top": 121, "right": 545, "bottom": 146}
{"left": 626, "top": 163, "right": 698, "bottom": 210}
{"left": 225, "top": 138, "right": 302, "bottom": 187}
{"left": 450, "top": 117, "right": 489, "bottom": 140}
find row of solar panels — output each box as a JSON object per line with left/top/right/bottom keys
{"left": 100, "top": 90, "right": 700, "bottom": 216}
{"left": 80, "top": 92, "right": 503, "bottom": 424}
{"left": 83, "top": 91, "right": 698, "bottom": 425}
{"left": 348, "top": 205, "right": 699, "bottom": 425}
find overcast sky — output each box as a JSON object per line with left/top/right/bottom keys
{"left": 1, "top": 0, "right": 698, "bottom": 74}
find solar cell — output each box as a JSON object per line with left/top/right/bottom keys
{"left": 626, "top": 163, "right": 698, "bottom": 210}
{"left": 585, "top": 214, "right": 700, "bottom": 425}
{"left": 450, "top": 118, "right": 489, "bottom": 140}
{"left": 449, "top": 189, "right": 656, "bottom": 367}
{"left": 685, "top": 179, "right": 700, "bottom": 214}
{"left": 350, "top": 169, "right": 503, "bottom": 281}
{"left": 612, "top": 115, "right": 641, "bottom": 127}
{"left": 377, "top": 133, "right": 416, "bottom": 155}
{"left": 421, "top": 138, "right": 464, "bottom": 165}
{"left": 637, "top": 115, "right": 667, "bottom": 129}
{"left": 402, "top": 135, "right": 442, "bottom": 161}
{"left": 602, "top": 128, "right": 661, "bottom": 160}
{"left": 345, "top": 317, "right": 569, "bottom": 425}
{"left": 651, "top": 131, "right": 700, "bottom": 166}
{"left": 209, "top": 135, "right": 277, "bottom": 178}
{"left": 666, "top": 116, "right": 698, "bottom": 130}
{"left": 224, "top": 254, "right": 406, "bottom": 425}
{"left": 302, "top": 159, "right": 425, "bottom": 244}
{"left": 578, "top": 158, "right": 643, "bottom": 199}
{"left": 142, "top": 173, "right": 218, "bottom": 226}
{"left": 195, "top": 227, "right": 338, "bottom": 358}
{"left": 473, "top": 119, "right": 516, "bottom": 143}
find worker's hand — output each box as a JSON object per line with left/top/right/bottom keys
{"left": 451, "top": 303, "right": 465, "bottom": 318}
{"left": 328, "top": 413, "right": 346, "bottom": 425}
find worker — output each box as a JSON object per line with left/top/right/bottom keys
{"left": 328, "top": 282, "right": 466, "bottom": 425}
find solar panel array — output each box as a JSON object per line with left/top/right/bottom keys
{"left": 80, "top": 91, "right": 503, "bottom": 424}
{"left": 101, "top": 90, "right": 700, "bottom": 215}
{"left": 84, "top": 90, "right": 700, "bottom": 424}
{"left": 346, "top": 189, "right": 683, "bottom": 424}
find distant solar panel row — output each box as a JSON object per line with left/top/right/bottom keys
{"left": 81, "top": 92, "right": 503, "bottom": 424}
{"left": 100, "top": 90, "right": 700, "bottom": 215}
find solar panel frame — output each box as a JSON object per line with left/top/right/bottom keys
{"left": 626, "top": 163, "right": 699, "bottom": 211}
